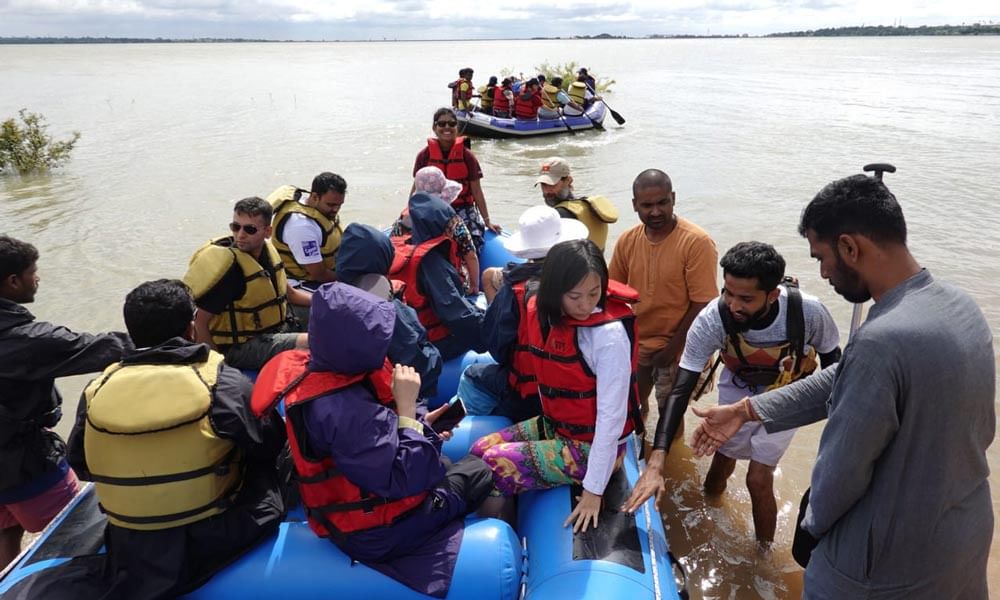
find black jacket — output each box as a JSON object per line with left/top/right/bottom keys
{"left": 0, "top": 298, "right": 129, "bottom": 495}
{"left": 67, "top": 338, "right": 289, "bottom": 599}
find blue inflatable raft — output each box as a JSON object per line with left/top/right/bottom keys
{"left": 456, "top": 102, "right": 607, "bottom": 139}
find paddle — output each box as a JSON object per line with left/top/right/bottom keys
{"left": 586, "top": 83, "right": 625, "bottom": 125}
{"left": 541, "top": 87, "right": 575, "bottom": 135}
{"left": 850, "top": 163, "right": 897, "bottom": 338}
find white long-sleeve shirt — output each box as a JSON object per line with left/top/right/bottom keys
{"left": 576, "top": 319, "right": 631, "bottom": 495}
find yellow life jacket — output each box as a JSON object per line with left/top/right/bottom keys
{"left": 568, "top": 81, "right": 588, "bottom": 105}
{"left": 184, "top": 237, "right": 288, "bottom": 347}
{"left": 554, "top": 196, "right": 619, "bottom": 251}
{"left": 267, "top": 185, "right": 343, "bottom": 282}
{"left": 478, "top": 85, "right": 495, "bottom": 110}
{"left": 718, "top": 283, "right": 819, "bottom": 391}
{"left": 83, "top": 351, "right": 243, "bottom": 531}
{"left": 541, "top": 83, "right": 561, "bottom": 110}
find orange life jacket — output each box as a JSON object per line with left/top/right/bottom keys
{"left": 525, "top": 280, "right": 643, "bottom": 442}
{"left": 251, "top": 350, "right": 427, "bottom": 539}
{"left": 425, "top": 137, "right": 474, "bottom": 208}
{"left": 388, "top": 234, "right": 462, "bottom": 343}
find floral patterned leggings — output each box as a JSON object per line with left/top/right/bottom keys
{"left": 470, "top": 416, "right": 624, "bottom": 496}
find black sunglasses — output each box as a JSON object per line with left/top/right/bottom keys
{"left": 435, "top": 120, "right": 458, "bottom": 128}
{"left": 229, "top": 222, "right": 260, "bottom": 235}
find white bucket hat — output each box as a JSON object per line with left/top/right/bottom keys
{"left": 503, "top": 205, "right": 588, "bottom": 259}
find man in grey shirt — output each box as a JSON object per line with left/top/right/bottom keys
{"left": 691, "top": 173, "right": 995, "bottom": 599}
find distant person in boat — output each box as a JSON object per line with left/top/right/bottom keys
{"left": 183, "top": 196, "right": 311, "bottom": 370}
{"left": 471, "top": 240, "right": 643, "bottom": 533}
{"left": 513, "top": 78, "right": 543, "bottom": 120}
{"left": 492, "top": 77, "right": 514, "bottom": 118}
{"left": 609, "top": 169, "right": 719, "bottom": 424}
{"left": 461, "top": 206, "right": 587, "bottom": 423}
{"left": 535, "top": 156, "right": 619, "bottom": 251}
{"left": 449, "top": 67, "right": 474, "bottom": 111}
{"left": 564, "top": 78, "right": 595, "bottom": 116}
{"left": 394, "top": 166, "right": 480, "bottom": 294}
{"left": 336, "top": 223, "right": 443, "bottom": 399}
{"left": 389, "top": 192, "right": 486, "bottom": 360}
{"left": 576, "top": 68, "right": 597, "bottom": 94}
{"left": 621, "top": 242, "right": 841, "bottom": 548}
{"left": 252, "top": 283, "right": 495, "bottom": 598}
{"left": 687, "top": 174, "right": 995, "bottom": 598}
{"left": 412, "top": 107, "right": 501, "bottom": 253}
{"left": 0, "top": 236, "right": 130, "bottom": 570}
{"left": 65, "top": 279, "right": 288, "bottom": 599}
{"left": 267, "top": 172, "right": 347, "bottom": 291}
{"left": 477, "top": 75, "right": 497, "bottom": 114}
{"left": 538, "top": 77, "right": 585, "bottom": 120}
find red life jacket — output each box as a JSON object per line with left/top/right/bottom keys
{"left": 251, "top": 350, "right": 427, "bottom": 539}
{"left": 388, "top": 234, "right": 462, "bottom": 343}
{"left": 525, "top": 280, "right": 642, "bottom": 442}
{"left": 514, "top": 93, "right": 539, "bottom": 120}
{"left": 506, "top": 280, "right": 540, "bottom": 400}
{"left": 493, "top": 86, "right": 511, "bottom": 114}
{"left": 426, "top": 137, "right": 474, "bottom": 208}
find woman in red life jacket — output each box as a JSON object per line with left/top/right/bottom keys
{"left": 411, "top": 108, "right": 501, "bottom": 254}
{"left": 470, "top": 239, "right": 641, "bottom": 533}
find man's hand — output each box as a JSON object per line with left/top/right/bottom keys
{"left": 484, "top": 219, "right": 503, "bottom": 234}
{"left": 392, "top": 364, "right": 421, "bottom": 420}
{"left": 690, "top": 399, "right": 752, "bottom": 456}
{"left": 564, "top": 489, "right": 602, "bottom": 533}
{"left": 621, "top": 449, "right": 666, "bottom": 513}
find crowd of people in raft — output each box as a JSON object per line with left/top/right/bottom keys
{"left": 449, "top": 66, "right": 602, "bottom": 120}
{"left": 0, "top": 104, "right": 995, "bottom": 600}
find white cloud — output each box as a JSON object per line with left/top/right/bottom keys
{"left": 0, "top": 0, "right": 995, "bottom": 37}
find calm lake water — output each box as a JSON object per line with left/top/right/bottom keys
{"left": 2, "top": 37, "right": 999, "bottom": 598}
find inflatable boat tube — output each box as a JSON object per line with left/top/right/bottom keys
{"left": 431, "top": 349, "right": 495, "bottom": 409}
{"left": 0, "top": 484, "right": 523, "bottom": 600}
{"left": 440, "top": 414, "right": 512, "bottom": 463}
{"left": 517, "top": 437, "right": 685, "bottom": 600}
{"left": 479, "top": 229, "right": 524, "bottom": 272}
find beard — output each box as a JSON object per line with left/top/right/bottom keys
{"left": 831, "top": 253, "right": 872, "bottom": 303}
{"left": 731, "top": 301, "right": 775, "bottom": 332}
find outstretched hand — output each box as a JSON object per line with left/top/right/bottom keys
{"left": 689, "top": 400, "right": 750, "bottom": 457}
{"left": 564, "top": 490, "right": 602, "bottom": 533}
{"left": 621, "top": 450, "right": 666, "bottom": 514}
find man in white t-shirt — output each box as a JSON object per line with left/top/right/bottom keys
{"left": 269, "top": 172, "right": 347, "bottom": 293}
{"left": 623, "top": 241, "right": 841, "bottom": 546}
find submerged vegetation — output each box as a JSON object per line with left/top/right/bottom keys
{"left": 500, "top": 61, "right": 615, "bottom": 93}
{"left": 0, "top": 110, "right": 80, "bottom": 175}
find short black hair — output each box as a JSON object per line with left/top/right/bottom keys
{"left": 551, "top": 76, "right": 564, "bottom": 88}
{"left": 0, "top": 235, "right": 39, "bottom": 280}
{"left": 311, "top": 172, "right": 347, "bottom": 196}
{"left": 799, "top": 174, "right": 907, "bottom": 246}
{"left": 632, "top": 169, "right": 673, "bottom": 197}
{"left": 433, "top": 107, "right": 456, "bottom": 123}
{"left": 123, "top": 279, "right": 195, "bottom": 348}
{"left": 233, "top": 196, "right": 272, "bottom": 223}
{"left": 488, "top": 76, "right": 498, "bottom": 86}
{"left": 720, "top": 241, "right": 786, "bottom": 291}
{"left": 536, "top": 239, "right": 608, "bottom": 335}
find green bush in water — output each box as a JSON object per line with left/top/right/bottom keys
{"left": 500, "top": 61, "right": 615, "bottom": 93}
{"left": 0, "top": 109, "right": 81, "bottom": 175}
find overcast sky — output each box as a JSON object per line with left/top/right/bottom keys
{"left": 0, "top": 0, "right": 996, "bottom": 39}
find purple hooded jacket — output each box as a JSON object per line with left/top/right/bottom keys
{"left": 300, "top": 283, "right": 464, "bottom": 597}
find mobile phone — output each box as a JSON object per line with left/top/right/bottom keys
{"left": 432, "top": 398, "right": 467, "bottom": 433}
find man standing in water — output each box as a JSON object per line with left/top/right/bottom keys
{"left": 689, "top": 174, "right": 995, "bottom": 598}
{"left": 0, "top": 236, "right": 130, "bottom": 569}
{"left": 621, "top": 241, "right": 841, "bottom": 547}
{"left": 609, "top": 169, "right": 718, "bottom": 423}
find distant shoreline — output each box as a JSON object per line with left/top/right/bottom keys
{"left": 1, "top": 24, "right": 998, "bottom": 44}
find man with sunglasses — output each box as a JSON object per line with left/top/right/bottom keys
{"left": 184, "top": 197, "right": 311, "bottom": 370}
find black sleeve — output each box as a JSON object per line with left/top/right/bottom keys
{"left": 209, "top": 364, "right": 287, "bottom": 463}
{"left": 819, "top": 346, "right": 842, "bottom": 369}
{"left": 195, "top": 266, "right": 245, "bottom": 316}
{"left": 652, "top": 367, "right": 703, "bottom": 452}
{"left": 66, "top": 389, "right": 92, "bottom": 480}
